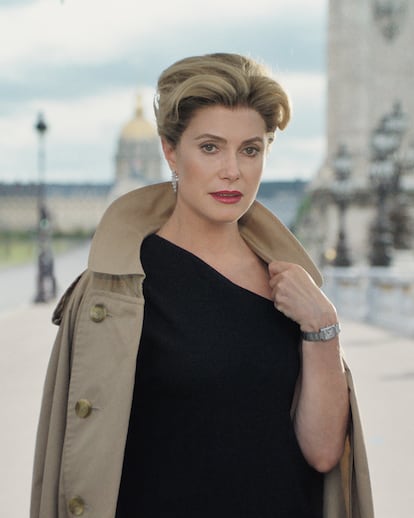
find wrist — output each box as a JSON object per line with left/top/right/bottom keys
{"left": 299, "top": 306, "right": 338, "bottom": 333}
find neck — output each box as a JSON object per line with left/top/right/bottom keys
{"left": 157, "top": 209, "right": 246, "bottom": 257}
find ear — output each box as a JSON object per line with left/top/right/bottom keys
{"left": 161, "top": 138, "right": 177, "bottom": 172}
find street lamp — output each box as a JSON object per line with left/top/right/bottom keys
{"left": 389, "top": 140, "right": 414, "bottom": 250}
{"left": 34, "top": 112, "right": 56, "bottom": 303}
{"left": 332, "top": 144, "right": 352, "bottom": 266}
{"left": 368, "top": 103, "right": 407, "bottom": 266}
{"left": 373, "top": 0, "right": 408, "bottom": 40}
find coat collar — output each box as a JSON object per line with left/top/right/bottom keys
{"left": 88, "top": 182, "right": 322, "bottom": 286}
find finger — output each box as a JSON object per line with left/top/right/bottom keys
{"left": 269, "top": 273, "right": 288, "bottom": 292}
{"left": 268, "top": 260, "right": 293, "bottom": 276}
{"left": 268, "top": 263, "right": 294, "bottom": 290}
{"left": 268, "top": 275, "right": 279, "bottom": 289}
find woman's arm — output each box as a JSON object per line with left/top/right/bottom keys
{"left": 268, "top": 260, "right": 349, "bottom": 473}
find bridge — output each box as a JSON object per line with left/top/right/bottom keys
{"left": 0, "top": 245, "right": 413, "bottom": 517}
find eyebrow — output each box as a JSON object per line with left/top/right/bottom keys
{"left": 194, "top": 134, "right": 265, "bottom": 145}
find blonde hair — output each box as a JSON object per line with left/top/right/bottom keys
{"left": 154, "top": 53, "right": 291, "bottom": 147}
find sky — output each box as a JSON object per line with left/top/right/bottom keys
{"left": 0, "top": 0, "right": 328, "bottom": 184}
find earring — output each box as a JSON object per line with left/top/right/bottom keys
{"left": 171, "top": 171, "right": 178, "bottom": 193}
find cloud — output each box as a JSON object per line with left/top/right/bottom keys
{"left": 0, "top": 0, "right": 328, "bottom": 183}
{"left": 279, "top": 72, "right": 327, "bottom": 136}
{"left": 0, "top": 0, "right": 35, "bottom": 6}
{"left": 0, "top": 69, "right": 326, "bottom": 184}
{"left": 1, "top": 0, "right": 326, "bottom": 69}
{"left": 0, "top": 86, "right": 157, "bottom": 182}
{"left": 0, "top": 14, "right": 326, "bottom": 118}
{"left": 265, "top": 136, "right": 326, "bottom": 180}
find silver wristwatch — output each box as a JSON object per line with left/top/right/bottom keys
{"left": 302, "top": 323, "right": 341, "bottom": 342}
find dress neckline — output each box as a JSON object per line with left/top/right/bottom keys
{"left": 149, "top": 233, "right": 274, "bottom": 304}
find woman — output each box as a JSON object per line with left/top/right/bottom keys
{"left": 31, "top": 53, "right": 373, "bottom": 518}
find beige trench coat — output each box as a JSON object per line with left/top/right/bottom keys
{"left": 31, "top": 182, "right": 374, "bottom": 518}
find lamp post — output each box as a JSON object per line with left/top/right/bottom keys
{"left": 332, "top": 144, "right": 352, "bottom": 266}
{"left": 373, "top": 0, "right": 408, "bottom": 40}
{"left": 34, "top": 112, "right": 56, "bottom": 303}
{"left": 389, "top": 139, "right": 414, "bottom": 250}
{"left": 368, "top": 102, "right": 407, "bottom": 266}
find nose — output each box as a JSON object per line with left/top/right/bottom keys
{"left": 219, "top": 153, "right": 241, "bottom": 182}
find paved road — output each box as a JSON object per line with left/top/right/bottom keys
{"left": 1, "top": 250, "right": 413, "bottom": 517}
{"left": 0, "top": 242, "right": 90, "bottom": 314}
{"left": 340, "top": 321, "right": 414, "bottom": 517}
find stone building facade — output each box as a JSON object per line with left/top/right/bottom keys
{"left": 0, "top": 183, "right": 111, "bottom": 235}
{"left": 298, "top": 0, "right": 414, "bottom": 266}
{"left": 0, "top": 97, "right": 163, "bottom": 235}
{"left": 0, "top": 95, "right": 305, "bottom": 235}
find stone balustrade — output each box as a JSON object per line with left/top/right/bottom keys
{"left": 322, "top": 266, "right": 414, "bottom": 337}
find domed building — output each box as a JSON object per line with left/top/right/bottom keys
{"left": 110, "top": 95, "right": 163, "bottom": 199}
{"left": 0, "top": 93, "right": 306, "bottom": 237}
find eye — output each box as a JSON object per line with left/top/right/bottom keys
{"left": 243, "top": 146, "right": 260, "bottom": 157}
{"left": 201, "top": 143, "right": 218, "bottom": 153}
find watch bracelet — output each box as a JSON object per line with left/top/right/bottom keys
{"left": 301, "top": 323, "right": 341, "bottom": 342}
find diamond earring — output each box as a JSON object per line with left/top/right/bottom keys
{"left": 171, "top": 171, "right": 178, "bottom": 193}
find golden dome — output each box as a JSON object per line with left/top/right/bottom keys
{"left": 120, "top": 96, "right": 157, "bottom": 140}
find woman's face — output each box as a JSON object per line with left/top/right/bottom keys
{"left": 162, "top": 105, "right": 269, "bottom": 228}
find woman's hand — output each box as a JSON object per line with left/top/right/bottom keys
{"left": 268, "top": 260, "right": 337, "bottom": 332}
{"left": 269, "top": 260, "right": 349, "bottom": 473}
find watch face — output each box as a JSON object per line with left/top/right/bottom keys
{"left": 320, "top": 324, "right": 340, "bottom": 341}
{"left": 302, "top": 324, "right": 340, "bottom": 342}
{"left": 322, "top": 327, "right": 336, "bottom": 340}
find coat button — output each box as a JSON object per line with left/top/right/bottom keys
{"left": 89, "top": 303, "right": 107, "bottom": 323}
{"left": 75, "top": 399, "right": 93, "bottom": 418}
{"left": 68, "top": 496, "right": 85, "bottom": 516}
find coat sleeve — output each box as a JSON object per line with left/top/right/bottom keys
{"left": 323, "top": 358, "right": 375, "bottom": 518}
{"left": 30, "top": 272, "right": 88, "bottom": 518}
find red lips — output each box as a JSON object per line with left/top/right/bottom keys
{"left": 210, "top": 191, "right": 243, "bottom": 204}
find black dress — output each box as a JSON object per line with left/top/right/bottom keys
{"left": 116, "top": 234, "right": 323, "bottom": 518}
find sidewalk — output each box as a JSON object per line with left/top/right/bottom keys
{"left": 340, "top": 319, "right": 414, "bottom": 518}
{"left": 1, "top": 302, "right": 413, "bottom": 517}
{"left": 1, "top": 302, "right": 58, "bottom": 518}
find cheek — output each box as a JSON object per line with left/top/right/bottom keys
{"left": 247, "top": 159, "right": 265, "bottom": 180}
{"left": 180, "top": 154, "right": 214, "bottom": 179}
{"left": 179, "top": 157, "right": 199, "bottom": 179}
